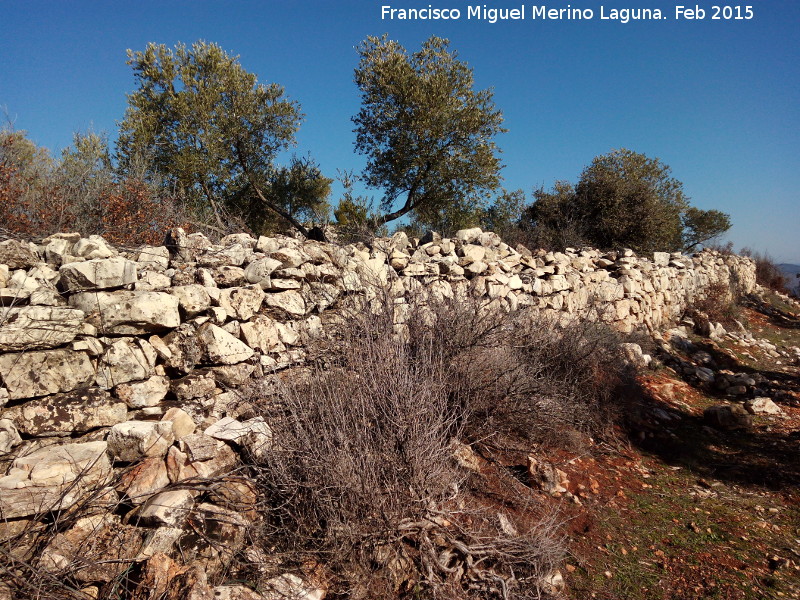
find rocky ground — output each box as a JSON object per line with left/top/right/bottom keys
{"left": 546, "top": 291, "right": 800, "bottom": 599}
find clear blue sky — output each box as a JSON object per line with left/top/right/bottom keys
{"left": 1, "top": 1, "right": 798, "bottom": 262}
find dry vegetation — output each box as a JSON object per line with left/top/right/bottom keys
{"left": 240, "top": 294, "right": 634, "bottom": 599}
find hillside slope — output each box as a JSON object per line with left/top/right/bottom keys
{"left": 554, "top": 291, "right": 800, "bottom": 599}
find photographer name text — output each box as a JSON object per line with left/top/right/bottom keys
{"left": 380, "top": 4, "right": 755, "bottom": 23}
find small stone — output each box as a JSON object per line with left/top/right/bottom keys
{"left": 703, "top": 404, "right": 752, "bottom": 430}
{"left": 138, "top": 489, "right": 195, "bottom": 527}
{"left": 115, "top": 376, "right": 171, "bottom": 408}
{"left": 162, "top": 408, "right": 197, "bottom": 439}
{"left": 107, "top": 421, "right": 175, "bottom": 462}
{"left": 744, "top": 397, "right": 782, "bottom": 415}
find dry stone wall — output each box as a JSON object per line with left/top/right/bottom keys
{"left": 0, "top": 228, "right": 755, "bottom": 597}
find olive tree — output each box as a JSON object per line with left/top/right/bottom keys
{"left": 352, "top": 35, "right": 505, "bottom": 232}
{"left": 118, "top": 41, "right": 330, "bottom": 236}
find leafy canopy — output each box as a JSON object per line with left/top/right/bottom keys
{"left": 352, "top": 35, "right": 505, "bottom": 232}
{"left": 118, "top": 40, "right": 329, "bottom": 236}
{"left": 525, "top": 149, "right": 731, "bottom": 252}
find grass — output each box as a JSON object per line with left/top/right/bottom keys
{"left": 563, "top": 291, "right": 800, "bottom": 600}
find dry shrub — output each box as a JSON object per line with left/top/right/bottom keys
{"left": 0, "top": 132, "right": 190, "bottom": 245}
{"left": 755, "top": 255, "right": 788, "bottom": 293}
{"left": 688, "top": 280, "right": 743, "bottom": 327}
{"left": 250, "top": 293, "right": 636, "bottom": 598}
{"left": 399, "top": 294, "right": 631, "bottom": 446}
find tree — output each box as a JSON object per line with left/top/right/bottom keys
{"left": 118, "top": 41, "right": 328, "bottom": 237}
{"left": 522, "top": 181, "right": 589, "bottom": 249}
{"left": 525, "top": 149, "right": 731, "bottom": 253}
{"left": 353, "top": 35, "right": 505, "bottom": 233}
{"left": 573, "top": 149, "right": 689, "bottom": 252}
{"left": 681, "top": 206, "right": 732, "bottom": 250}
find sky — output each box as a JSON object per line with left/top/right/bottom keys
{"left": 1, "top": 0, "right": 798, "bottom": 262}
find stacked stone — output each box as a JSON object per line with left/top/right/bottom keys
{"left": 0, "top": 228, "right": 756, "bottom": 598}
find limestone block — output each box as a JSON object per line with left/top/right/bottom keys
{"left": 198, "top": 322, "right": 254, "bottom": 365}
{"left": 744, "top": 397, "right": 782, "bottom": 415}
{"left": 135, "top": 270, "right": 172, "bottom": 291}
{"left": 454, "top": 227, "right": 483, "bottom": 243}
{"left": 107, "top": 421, "right": 175, "bottom": 462}
{"left": 262, "top": 290, "right": 306, "bottom": 317}
{"left": 0, "top": 239, "right": 40, "bottom": 269}
{"left": 69, "top": 290, "right": 180, "bottom": 334}
{"left": 171, "top": 371, "right": 217, "bottom": 400}
{"left": 211, "top": 265, "right": 246, "bottom": 287}
{"left": 162, "top": 407, "right": 197, "bottom": 439}
{"left": 117, "top": 456, "right": 170, "bottom": 505}
{"left": 73, "top": 235, "right": 116, "bottom": 260}
{"left": 95, "top": 338, "right": 155, "bottom": 388}
{"left": 240, "top": 317, "right": 285, "bottom": 353}
{"left": 244, "top": 256, "right": 282, "bottom": 286}
{"left": 115, "top": 376, "right": 171, "bottom": 408}
{"left": 0, "top": 419, "right": 21, "bottom": 453}
{"left": 458, "top": 244, "right": 486, "bottom": 264}
{"left": 218, "top": 285, "right": 265, "bottom": 320}
{"left": 204, "top": 416, "right": 272, "bottom": 460}
{"left": 0, "top": 441, "right": 112, "bottom": 518}
{"left": 0, "top": 348, "right": 94, "bottom": 400}
{"left": 197, "top": 243, "right": 247, "bottom": 267}
{"left": 59, "top": 256, "right": 137, "bottom": 292}
{"left": 2, "top": 388, "right": 126, "bottom": 436}
{"left": 39, "top": 515, "right": 146, "bottom": 583}
{"left": 271, "top": 247, "right": 308, "bottom": 268}
{"left": 171, "top": 284, "right": 212, "bottom": 316}
{"left": 0, "top": 306, "right": 84, "bottom": 351}
{"left": 138, "top": 489, "right": 195, "bottom": 527}
{"left": 137, "top": 246, "right": 170, "bottom": 271}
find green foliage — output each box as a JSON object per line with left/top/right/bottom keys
{"left": 118, "top": 40, "right": 327, "bottom": 236}
{"left": 481, "top": 188, "right": 526, "bottom": 237}
{"left": 353, "top": 35, "right": 505, "bottom": 232}
{"left": 682, "top": 206, "right": 732, "bottom": 250}
{"left": 332, "top": 170, "right": 386, "bottom": 242}
{"left": 230, "top": 155, "right": 331, "bottom": 236}
{"left": 574, "top": 149, "right": 688, "bottom": 252}
{"left": 524, "top": 149, "right": 731, "bottom": 252}
{"left": 523, "top": 181, "right": 588, "bottom": 249}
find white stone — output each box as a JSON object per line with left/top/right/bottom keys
{"left": 0, "top": 441, "right": 112, "bottom": 518}
{"left": 162, "top": 407, "right": 197, "bottom": 439}
{"left": 240, "top": 317, "right": 285, "bottom": 353}
{"left": 198, "top": 322, "right": 255, "bottom": 364}
{"left": 744, "top": 397, "right": 782, "bottom": 415}
{"left": 138, "top": 489, "right": 195, "bottom": 526}
{"left": 107, "top": 421, "right": 175, "bottom": 462}
{"left": 0, "top": 348, "right": 95, "bottom": 400}
{"left": 0, "top": 306, "right": 85, "bottom": 351}
{"left": 218, "top": 285, "right": 265, "bottom": 320}
{"left": 171, "top": 284, "right": 212, "bottom": 317}
{"left": 0, "top": 419, "right": 21, "bottom": 453}
{"left": 244, "top": 257, "right": 282, "bottom": 286}
{"left": 137, "top": 246, "right": 170, "bottom": 270}
{"left": 95, "top": 338, "right": 154, "bottom": 388}
{"left": 262, "top": 290, "right": 306, "bottom": 317}
{"left": 73, "top": 235, "right": 116, "bottom": 260}
{"left": 454, "top": 227, "right": 483, "bottom": 243}
{"left": 59, "top": 256, "right": 137, "bottom": 292}
{"left": 69, "top": 290, "right": 180, "bottom": 334}
{"left": 115, "top": 376, "right": 170, "bottom": 408}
